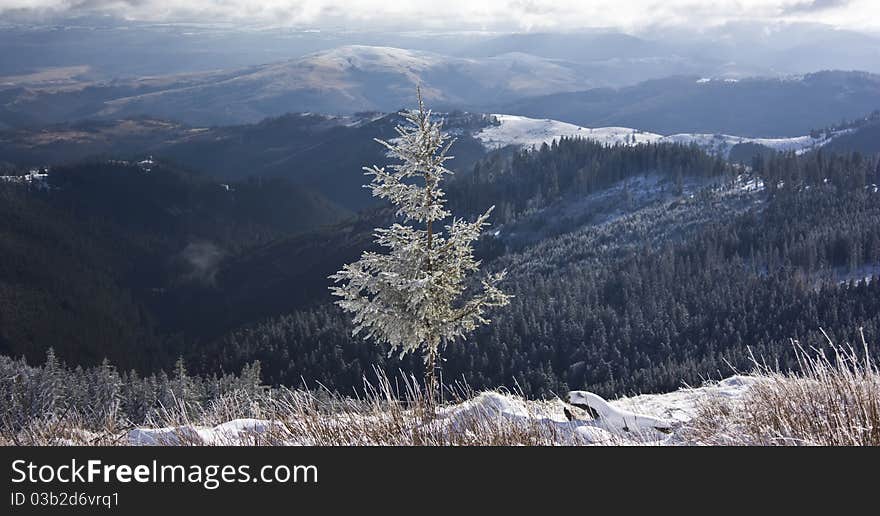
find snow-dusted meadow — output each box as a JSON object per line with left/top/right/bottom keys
{"left": 6, "top": 342, "right": 877, "bottom": 446}
{"left": 474, "top": 114, "right": 845, "bottom": 158}
{"left": 124, "top": 376, "right": 756, "bottom": 446}
{"left": 475, "top": 115, "right": 663, "bottom": 150}
{"left": 115, "top": 339, "right": 880, "bottom": 447}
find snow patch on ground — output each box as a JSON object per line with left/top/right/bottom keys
{"left": 664, "top": 131, "right": 843, "bottom": 158}
{"left": 435, "top": 391, "right": 618, "bottom": 444}
{"left": 476, "top": 114, "right": 661, "bottom": 150}
{"left": 127, "top": 376, "right": 757, "bottom": 446}
{"left": 735, "top": 175, "right": 766, "bottom": 193}
{"left": 129, "top": 418, "right": 287, "bottom": 446}
{"left": 0, "top": 168, "right": 50, "bottom": 189}
{"left": 432, "top": 375, "right": 757, "bottom": 445}
{"left": 612, "top": 375, "right": 756, "bottom": 425}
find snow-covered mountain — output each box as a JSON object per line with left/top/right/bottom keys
{"left": 475, "top": 114, "right": 663, "bottom": 149}
{"left": 475, "top": 114, "right": 846, "bottom": 157}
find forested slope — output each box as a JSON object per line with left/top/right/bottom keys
{"left": 2, "top": 139, "right": 879, "bottom": 399}
{"left": 203, "top": 142, "right": 880, "bottom": 397}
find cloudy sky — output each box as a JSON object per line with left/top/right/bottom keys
{"left": 1, "top": 0, "right": 878, "bottom": 32}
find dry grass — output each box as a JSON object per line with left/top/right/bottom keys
{"left": 4, "top": 333, "right": 878, "bottom": 446}
{"left": 1, "top": 370, "right": 591, "bottom": 446}
{"left": 685, "top": 330, "right": 880, "bottom": 446}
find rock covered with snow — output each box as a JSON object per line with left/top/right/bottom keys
{"left": 129, "top": 418, "right": 286, "bottom": 446}
{"left": 436, "top": 391, "right": 619, "bottom": 444}
{"left": 567, "top": 390, "right": 675, "bottom": 435}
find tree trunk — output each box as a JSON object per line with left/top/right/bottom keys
{"left": 425, "top": 347, "right": 437, "bottom": 406}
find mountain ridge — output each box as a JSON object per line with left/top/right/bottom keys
{"left": 498, "top": 71, "right": 880, "bottom": 137}
{"left": 3, "top": 45, "right": 878, "bottom": 134}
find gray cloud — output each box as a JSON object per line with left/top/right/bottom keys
{"left": 783, "top": 0, "right": 849, "bottom": 14}
{"left": 0, "top": 1, "right": 876, "bottom": 32}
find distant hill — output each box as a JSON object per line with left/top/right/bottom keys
{"left": 726, "top": 111, "right": 880, "bottom": 163}
{"left": 499, "top": 71, "right": 880, "bottom": 137}
{"left": 4, "top": 108, "right": 867, "bottom": 211}
{"left": 0, "top": 112, "right": 492, "bottom": 210}
{"left": 0, "top": 118, "right": 195, "bottom": 166}
{"left": 0, "top": 46, "right": 601, "bottom": 127}
{"left": 472, "top": 113, "right": 844, "bottom": 158}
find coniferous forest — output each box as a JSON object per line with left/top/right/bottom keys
{"left": 3, "top": 134, "right": 879, "bottom": 400}
{"left": 202, "top": 142, "right": 880, "bottom": 398}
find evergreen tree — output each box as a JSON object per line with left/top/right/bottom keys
{"left": 330, "top": 90, "right": 510, "bottom": 394}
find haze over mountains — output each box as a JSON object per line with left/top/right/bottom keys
{"left": 2, "top": 50, "right": 879, "bottom": 135}
{"left": 3, "top": 20, "right": 880, "bottom": 78}
{"left": 1, "top": 45, "right": 599, "bottom": 126}
{"left": 2, "top": 20, "right": 880, "bottom": 132}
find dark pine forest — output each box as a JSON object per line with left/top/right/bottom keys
{"left": 2, "top": 137, "right": 880, "bottom": 407}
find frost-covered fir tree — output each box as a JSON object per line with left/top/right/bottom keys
{"left": 330, "top": 90, "right": 510, "bottom": 393}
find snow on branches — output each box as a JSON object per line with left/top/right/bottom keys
{"left": 329, "top": 90, "right": 510, "bottom": 366}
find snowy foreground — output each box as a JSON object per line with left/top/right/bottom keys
{"left": 128, "top": 376, "right": 756, "bottom": 446}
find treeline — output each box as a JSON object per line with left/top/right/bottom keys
{"left": 448, "top": 138, "right": 730, "bottom": 224}
{"left": 809, "top": 109, "right": 880, "bottom": 139}
{"left": 754, "top": 148, "right": 880, "bottom": 192}
{"left": 0, "top": 349, "right": 263, "bottom": 432}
